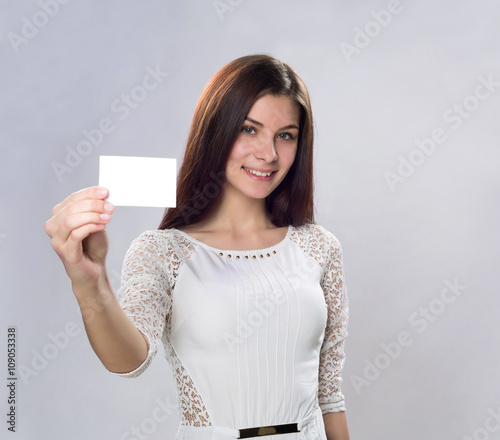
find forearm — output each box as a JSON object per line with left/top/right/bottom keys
{"left": 323, "top": 411, "right": 350, "bottom": 440}
{"left": 74, "top": 276, "right": 148, "bottom": 374}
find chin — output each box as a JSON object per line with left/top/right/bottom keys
{"left": 245, "top": 190, "right": 272, "bottom": 200}
{"left": 238, "top": 185, "right": 274, "bottom": 199}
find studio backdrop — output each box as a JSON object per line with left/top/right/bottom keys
{"left": 1, "top": 1, "right": 499, "bottom": 439}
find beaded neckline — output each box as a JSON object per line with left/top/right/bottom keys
{"left": 172, "top": 225, "right": 293, "bottom": 258}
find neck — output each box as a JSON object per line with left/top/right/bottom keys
{"left": 199, "top": 185, "right": 275, "bottom": 234}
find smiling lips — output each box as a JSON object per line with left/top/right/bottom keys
{"left": 242, "top": 166, "right": 277, "bottom": 177}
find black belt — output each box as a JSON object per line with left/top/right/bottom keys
{"left": 238, "top": 422, "right": 299, "bottom": 438}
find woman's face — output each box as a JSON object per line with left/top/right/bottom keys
{"left": 224, "top": 93, "right": 300, "bottom": 202}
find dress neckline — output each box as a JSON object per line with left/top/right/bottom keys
{"left": 173, "top": 224, "right": 293, "bottom": 254}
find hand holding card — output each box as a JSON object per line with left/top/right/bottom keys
{"left": 98, "top": 156, "right": 176, "bottom": 207}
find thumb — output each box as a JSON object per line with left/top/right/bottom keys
{"left": 83, "top": 229, "right": 109, "bottom": 263}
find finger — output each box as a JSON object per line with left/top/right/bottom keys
{"left": 56, "top": 223, "right": 106, "bottom": 264}
{"left": 52, "top": 186, "right": 109, "bottom": 216}
{"left": 63, "top": 198, "right": 115, "bottom": 217}
{"left": 46, "top": 199, "right": 114, "bottom": 239}
{"left": 63, "top": 212, "right": 112, "bottom": 232}
{"left": 51, "top": 204, "right": 113, "bottom": 249}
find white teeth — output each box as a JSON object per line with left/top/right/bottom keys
{"left": 243, "top": 167, "right": 273, "bottom": 177}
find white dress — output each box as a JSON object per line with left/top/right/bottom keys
{"left": 110, "top": 223, "right": 349, "bottom": 440}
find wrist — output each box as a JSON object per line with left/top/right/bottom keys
{"left": 73, "top": 268, "right": 114, "bottom": 307}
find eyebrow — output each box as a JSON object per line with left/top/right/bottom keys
{"left": 244, "top": 117, "right": 299, "bottom": 131}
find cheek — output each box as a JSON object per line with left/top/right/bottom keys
{"left": 228, "top": 139, "right": 252, "bottom": 160}
{"left": 278, "top": 145, "right": 298, "bottom": 167}
{"left": 226, "top": 144, "right": 247, "bottom": 172}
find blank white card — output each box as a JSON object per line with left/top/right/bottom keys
{"left": 98, "top": 156, "right": 176, "bottom": 207}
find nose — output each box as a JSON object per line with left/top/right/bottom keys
{"left": 255, "top": 134, "right": 278, "bottom": 163}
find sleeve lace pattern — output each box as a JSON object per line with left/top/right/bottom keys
{"left": 290, "top": 223, "right": 349, "bottom": 414}
{"left": 110, "top": 230, "right": 213, "bottom": 426}
{"left": 111, "top": 231, "right": 172, "bottom": 378}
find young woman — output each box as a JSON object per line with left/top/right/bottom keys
{"left": 45, "top": 54, "right": 350, "bottom": 440}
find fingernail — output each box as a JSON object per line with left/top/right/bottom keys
{"left": 100, "top": 214, "right": 111, "bottom": 221}
{"left": 97, "top": 188, "right": 108, "bottom": 197}
{"left": 104, "top": 203, "right": 114, "bottom": 212}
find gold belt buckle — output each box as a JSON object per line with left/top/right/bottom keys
{"left": 238, "top": 422, "right": 299, "bottom": 438}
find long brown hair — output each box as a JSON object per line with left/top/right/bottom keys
{"left": 158, "top": 54, "right": 315, "bottom": 230}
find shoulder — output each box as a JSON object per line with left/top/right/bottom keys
{"left": 290, "top": 223, "right": 343, "bottom": 269}
{"left": 131, "top": 228, "right": 187, "bottom": 244}
{"left": 292, "top": 223, "right": 342, "bottom": 252}
{"left": 127, "top": 228, "right": 196, "bottom": 259}
{"left": 129, "top": 229, "right": 169, "bottom": 249}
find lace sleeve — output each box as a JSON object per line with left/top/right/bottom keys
{"left": 110, "top": 231, "right": 171, "bottom": 378}
{"left": 318, "top": 230, "right": 349, "bottom": 413}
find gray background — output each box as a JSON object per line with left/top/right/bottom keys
{"left": 1, "top": 1, "right": 499, "bottom": 439}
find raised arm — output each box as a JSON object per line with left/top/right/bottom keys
{"left": 44, "top": 186, "right": 149, "bottom": 373}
